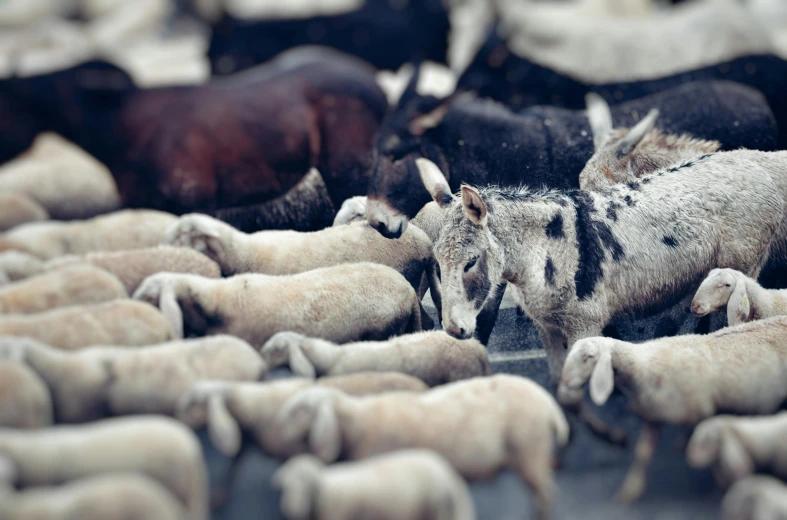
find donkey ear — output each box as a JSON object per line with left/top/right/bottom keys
{"left": 159, "top": 283, "right": 184, "bottom": 340}
{"left": 616, "top": 109, "right": 659, "bottom": 157}
{"left": 207, "top": 393, "right": 242, "bottom": 457}
{"left": 461, "top": 185, "right": 488, "bottom": 227}
{"left": 289, "top": 344, "right": 317, "bottom": 379}
{"left": 727, "top": 277, "right": 751, "bottom": 326}
{"left": 416, "top": 158, "right": 454, "bottom": 208}
{"left": 409, "top": 95, "right": 457, "bottom": 136}
{"left": 585, "top": 92, "right": 613, "bottom": 149}
{"left": 719, "top": 431, "right": 754, "bottom": 482}
{"left": 309, "top": 402, "right": 341, "bottom": 463}
{"left": 589, "top": 348, "right": 614, "bottom": 406}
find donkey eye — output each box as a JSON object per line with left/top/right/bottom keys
{"left": 724, "top": 283, "right": 731, "bottom": 288}
{"left": 464, "top": 257, "right": 478, "bottom": 273}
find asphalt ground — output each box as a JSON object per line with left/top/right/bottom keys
{"left": 209, "top": 287, "right": 722, "bottom": 520}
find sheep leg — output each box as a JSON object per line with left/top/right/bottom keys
{"left": 211, "top": 440, "right": 250, "bottom": 508}
{"left": 514, "top": 438, "right": 556, "bottom": 520}
{"left": 577, "top": 404, "right": 627, "bottom": 447}
{"left": 616, "top": 422, "right": 659, "bottom": 504}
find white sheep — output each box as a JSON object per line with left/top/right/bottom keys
{"left": 0, "top": 265, "right": 127, "bottom": 314}
{"left": 0, "top": 193, "right": 49, "bottom": 232}
{"left": 503, "top": 0, "right": 772, "bottom": 83}
{"left": 0, "top": 252, "right": 45, "bottom": 286}
{"left": 0, "top": 360, "right": 52, "bottom": 429}
{"left": 273, "top": 451, "right": 476, "bottom": 520}
{"left": 261, "top": 330, "right": 490, "bottom": 385}
{"left": 0, "top": 416, "right": 208, "bottom": 520}
{"left": 274, "top": 374, "right": 568, "bottom": 520}
{"left": 687, "top": 412, "right": 787, "bottom": 487}
{"left": 579, "top": 93, "right": 721, "bottom": 190}
{"left": 721, "top": 475, "right": 787, "bottom": 520}
{"left": 175, "top": 373, "right": 428, "bottom": 458}
{"left": 332, "top": 195, "right": 368, "bottom": 226}
{"left": 333, "top": 197, "right": 444, "bottom": 243}
{"left": 692, "top": 268, "right": 787, "bottom": 326}
{"left": 0, "top": 209, "right": 178, "bottom": 259}
{"left": 0, "top": 133, "right": 121, "bottom": 220}
{"left": 165, "top": 214, "right": 440, "bottom": 316}
{"left": 44, "top": 246, "right": 222, "bottom": 293}
{"left": 0, "top": 334, "right": 266, "bottom": 422}
{"left": 558, "top": 317, "right": 787, "bottom": 504}
{"left": 132, "top": 264, "right": 424, "bottom": 346}
{"left": 0, "top": 471, "right": 186, "bottom": 520}
{"left": 0, "top": 300, "right": 173, "bottom": 350}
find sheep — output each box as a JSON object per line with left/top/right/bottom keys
{"left": 579, "top": 93, "right": 721, "bottom": 190}
{"left": 0, "top": 300, "right": 173, "bottom": 350}
{"left": 332, "top": 195, "right": 367, "bottom": 226}
{"left": 0, "top": 252, "right": 45, "bottom": 286}
{"left": 132, "top": 263, "right": 423, "bottom": 346}
{"left": 165, "top": 214, "right": 440, "bottom": 316}
{"left": 687, "top": 412, "right": 787, "bottom": 487}
{"left": 0, "top": 193, "right": 49, "bottom": 231}
{"left": 557, "top": 317, "right": 787, "bottom": 504}
{"left": 691, "top": 268, "right": 787, "bottom": 326}
{"left": 261, "top": 330, "right": 490, "bottom": 385}
{"left": 334, "top": 197, "right": 445, "bottom": 244}
{"left": 273, "top": 451, "right": 476, "bottom": 520}
{"left": 0, "top": 265, "right": 127, "bottom": 314}
{"left": 0, "top": 334, "right": 266, "bottom": 422}
{"left": 0, "top": 360, "right": 52, "bottom": 429}
{"left": 0, "top": 415, "right": 208, "bottom": 520}
{"left": 0, "top": 471, "right": 186, "bottom": 520}
{"left": 0, "top": 209, "right": 178, "bottom": 259}
{"left": 0, "top": 132, "right": 121, "bottom": 220}
{"left": 274, "top": 374, "right": 568, "bottom": 519}
{"left": 175, "top": 373, "right": 428, "bottom": 458}
{"left": 44, "top": 246, "right": 221, "bottom": 293}
{"left": 721, "top": 475, "right": 787, "bottom": 520}
{"left": 418, "top": 148, "right": 787, "bottom": 380}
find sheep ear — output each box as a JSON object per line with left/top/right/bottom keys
{"left": 416, "top": 158, "right": 454, "bottom": 209}
{"left": 727, "top": 278, "right": 750, "bottom": 326}
{"left": 589, "top": 348, "right": 614, "bottom": 406}
{"left": 289, "top": 344, "right": 317, "bottom": 379}
{"left": 276, "top": 389, "right": 336, "bottom": 448}
{"left": 616, "top": 109, "right": 659, "bottom": 157}
{"left": 309, "top": 402, "right": 341, "bottom": 463}
{"left": 686, "top": 424, "right": 721, "bottom": 469}
{"left": 0, "top": 453, "right": 18, "bottom": 486}
{"left": 159, "top": 283, "right": 184, "bottom": 340}
{"left": 719, "top": 431, "right": 754, "bottom": 482}
{"left": 461, "top": 186, "right": 488, "bottom": 227}
{"left": 585, "top": 92, "right": 613, "bottom": 149}
{"left": 207, "top": 394, "right": 242, "bottom": 457}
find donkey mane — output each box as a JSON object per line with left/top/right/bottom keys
{"left": 474, "top": 185, "right": 569, "bottom": 206}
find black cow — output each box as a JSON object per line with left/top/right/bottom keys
{"left": 205, "top": 0, "right": 450, "bottom": 75}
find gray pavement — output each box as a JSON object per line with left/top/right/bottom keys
{"left": 210, "top": 286, "right": 722, "bottom": 519}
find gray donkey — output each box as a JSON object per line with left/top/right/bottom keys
{"left": 415, "top": 149, "right": 787, "bottom": 381}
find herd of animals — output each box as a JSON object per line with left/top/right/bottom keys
{"left": 3, "top": 0, "right": 787, "bottom": 518}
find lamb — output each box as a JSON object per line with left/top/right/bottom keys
{"left": 132, "top": 264, "right": 423, "bottom": 346}
{"left": 0, "top": 360, "right": 52, "bottom": 429}
{"left": 0, "top": 252, "right": 45, "bottom": 286}
{"left": 0, "top": 300, "right": 173, "bottom": 350}
{"left": 0, "top": 471, "right": 186, "bottom": 520}
{"left": 557, "top": 317, "right": 787, "bottom": 504}
{"left": 261, "top": 330, "right": 490, "bottom": 385}
{"left": 417, "top": 149, "right": 787, "bottom": 380}
{"left": 721, "top": 475, "right": 787, "bottom": 520}
{"left": 0, "top": 335, "right": 266, "bottom": 422}
{"left": 579, "top": 93, "right": 721, "bottom": 190}
{"left": 691, "top": 268, "right": 787, "bottom": 326}
{"left": 687, "top": 412, "right": 787, "bottom": 487}
{"left": 0, "top": 132, "right": 121, "bottom": 220}
{"left": 0, "top": 193, "right": 49, "bottom": 232}
{"left": 0, "top": 209, "right": 178, "bottom": 259}
{"left": 273, "top": 451, "right": 476, "bottom": 520}
{"left": 274, "top": 374, "right": 568, "bottom": 519}
{"left": 332, "top": 196, "right": 367, "bottom": 226}
{"left": 165, "top": 214, "right": 440, "bottom": 315}
{"left": 44, "top": 246, "right": 221, "bottom": 293}
{"left": 175, "top": 373, "right": 428, "bottom": 458}
{"left": 334, "top": 197, "right": 444, "bottom": 244}
{"left": 0, "top": 265, "right": 127, "bottom": 314}
{"left": 0, "top": 416, "right": 208, "bottom": 520}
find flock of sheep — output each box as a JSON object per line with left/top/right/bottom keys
{"left": 3, "top": 0, "right": 787, "bottom": 519}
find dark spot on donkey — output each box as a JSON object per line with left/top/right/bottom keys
{"left": 545, "top": 213, "right": 565, "bottom": 239}
{"left": 464, "top": 251, "right": 492, "bottom": 310}
{"left": 662, "top": 235, "right": 678, "bottom": 248}
{"left": 545, "top": 257, "right": 556, "bottom": 286}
